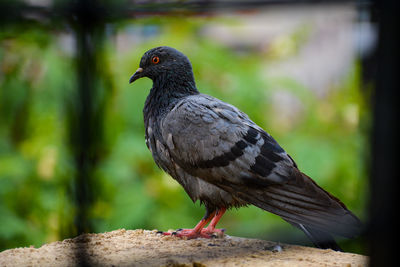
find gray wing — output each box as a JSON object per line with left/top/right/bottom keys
{"left": 161, "top": 94, "right": 361, "bottom": 238}
{"left": 161, "top": 94, "right": 295, "bottom": 187}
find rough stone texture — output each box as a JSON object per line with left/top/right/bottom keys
{"left": 0, "top": 229, "right": 368, "bottom": 267}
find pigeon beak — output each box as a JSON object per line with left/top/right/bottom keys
{"left": 129, "top": 67, "right": 144, "bottom": 84}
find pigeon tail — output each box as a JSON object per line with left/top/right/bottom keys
{"left": 296, "top": 223, "right": 343, "bottom": 251}
{"left": 219, "top": 171, "right": 362, "bottom": 247}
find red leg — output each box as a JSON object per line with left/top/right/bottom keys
{"left": 162, "top": 208, "right": 227, "bottom": 239}
{"left": 204, "top": 207, "right": 226, "bottom": 237}
{"left": 163, "top": 211, "right": 216, "bottom": 239}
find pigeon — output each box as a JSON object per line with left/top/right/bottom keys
{"left": 129, "top": 46, "right": 362, "bottom": 251}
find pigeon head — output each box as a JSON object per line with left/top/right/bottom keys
{"left": 129, "top": 46, "right": 198, "bottom": 94}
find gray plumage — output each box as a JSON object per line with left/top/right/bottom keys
{"left": 130, "top": 46, "right": 362, "bottom": 250}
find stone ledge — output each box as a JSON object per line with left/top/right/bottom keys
{"left": 0, "top": 229, "right": 368, "bottom": 267}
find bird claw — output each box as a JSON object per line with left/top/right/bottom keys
{"left": 206, "top": 228, "right": 225, "bottom": 238}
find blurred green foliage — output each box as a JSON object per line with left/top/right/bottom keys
{"left": 0, "top": 16, "right": 369, "bottom": 253}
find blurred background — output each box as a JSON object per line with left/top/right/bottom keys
{"left": 0, "top": 0, "right": 377, "bottom": 254}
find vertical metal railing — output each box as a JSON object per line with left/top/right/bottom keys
{"left": 68, "top": 2, "right": 107, "bottom": 264}
{"left": 368, "top": 0, "right": 398, "bottom": 266}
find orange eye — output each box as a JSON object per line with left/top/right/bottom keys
{"left": 152, "top": 56, "right": 160, "bottom": 64}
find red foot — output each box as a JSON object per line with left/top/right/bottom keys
{"left": 160, "top": 208, "right": 227, "bottom": 239}
{"left": 162, "top": 228, "right": 225, "bottom": 239}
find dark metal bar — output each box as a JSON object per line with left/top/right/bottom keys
{"left": 369, "top": 0, "right": 399, "bottom": 266}
{"left": 67, "top": 0, "right": 107, "bottom": 265}
{"left": 1, "top": 0, "right": 370, "bottom": 26}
